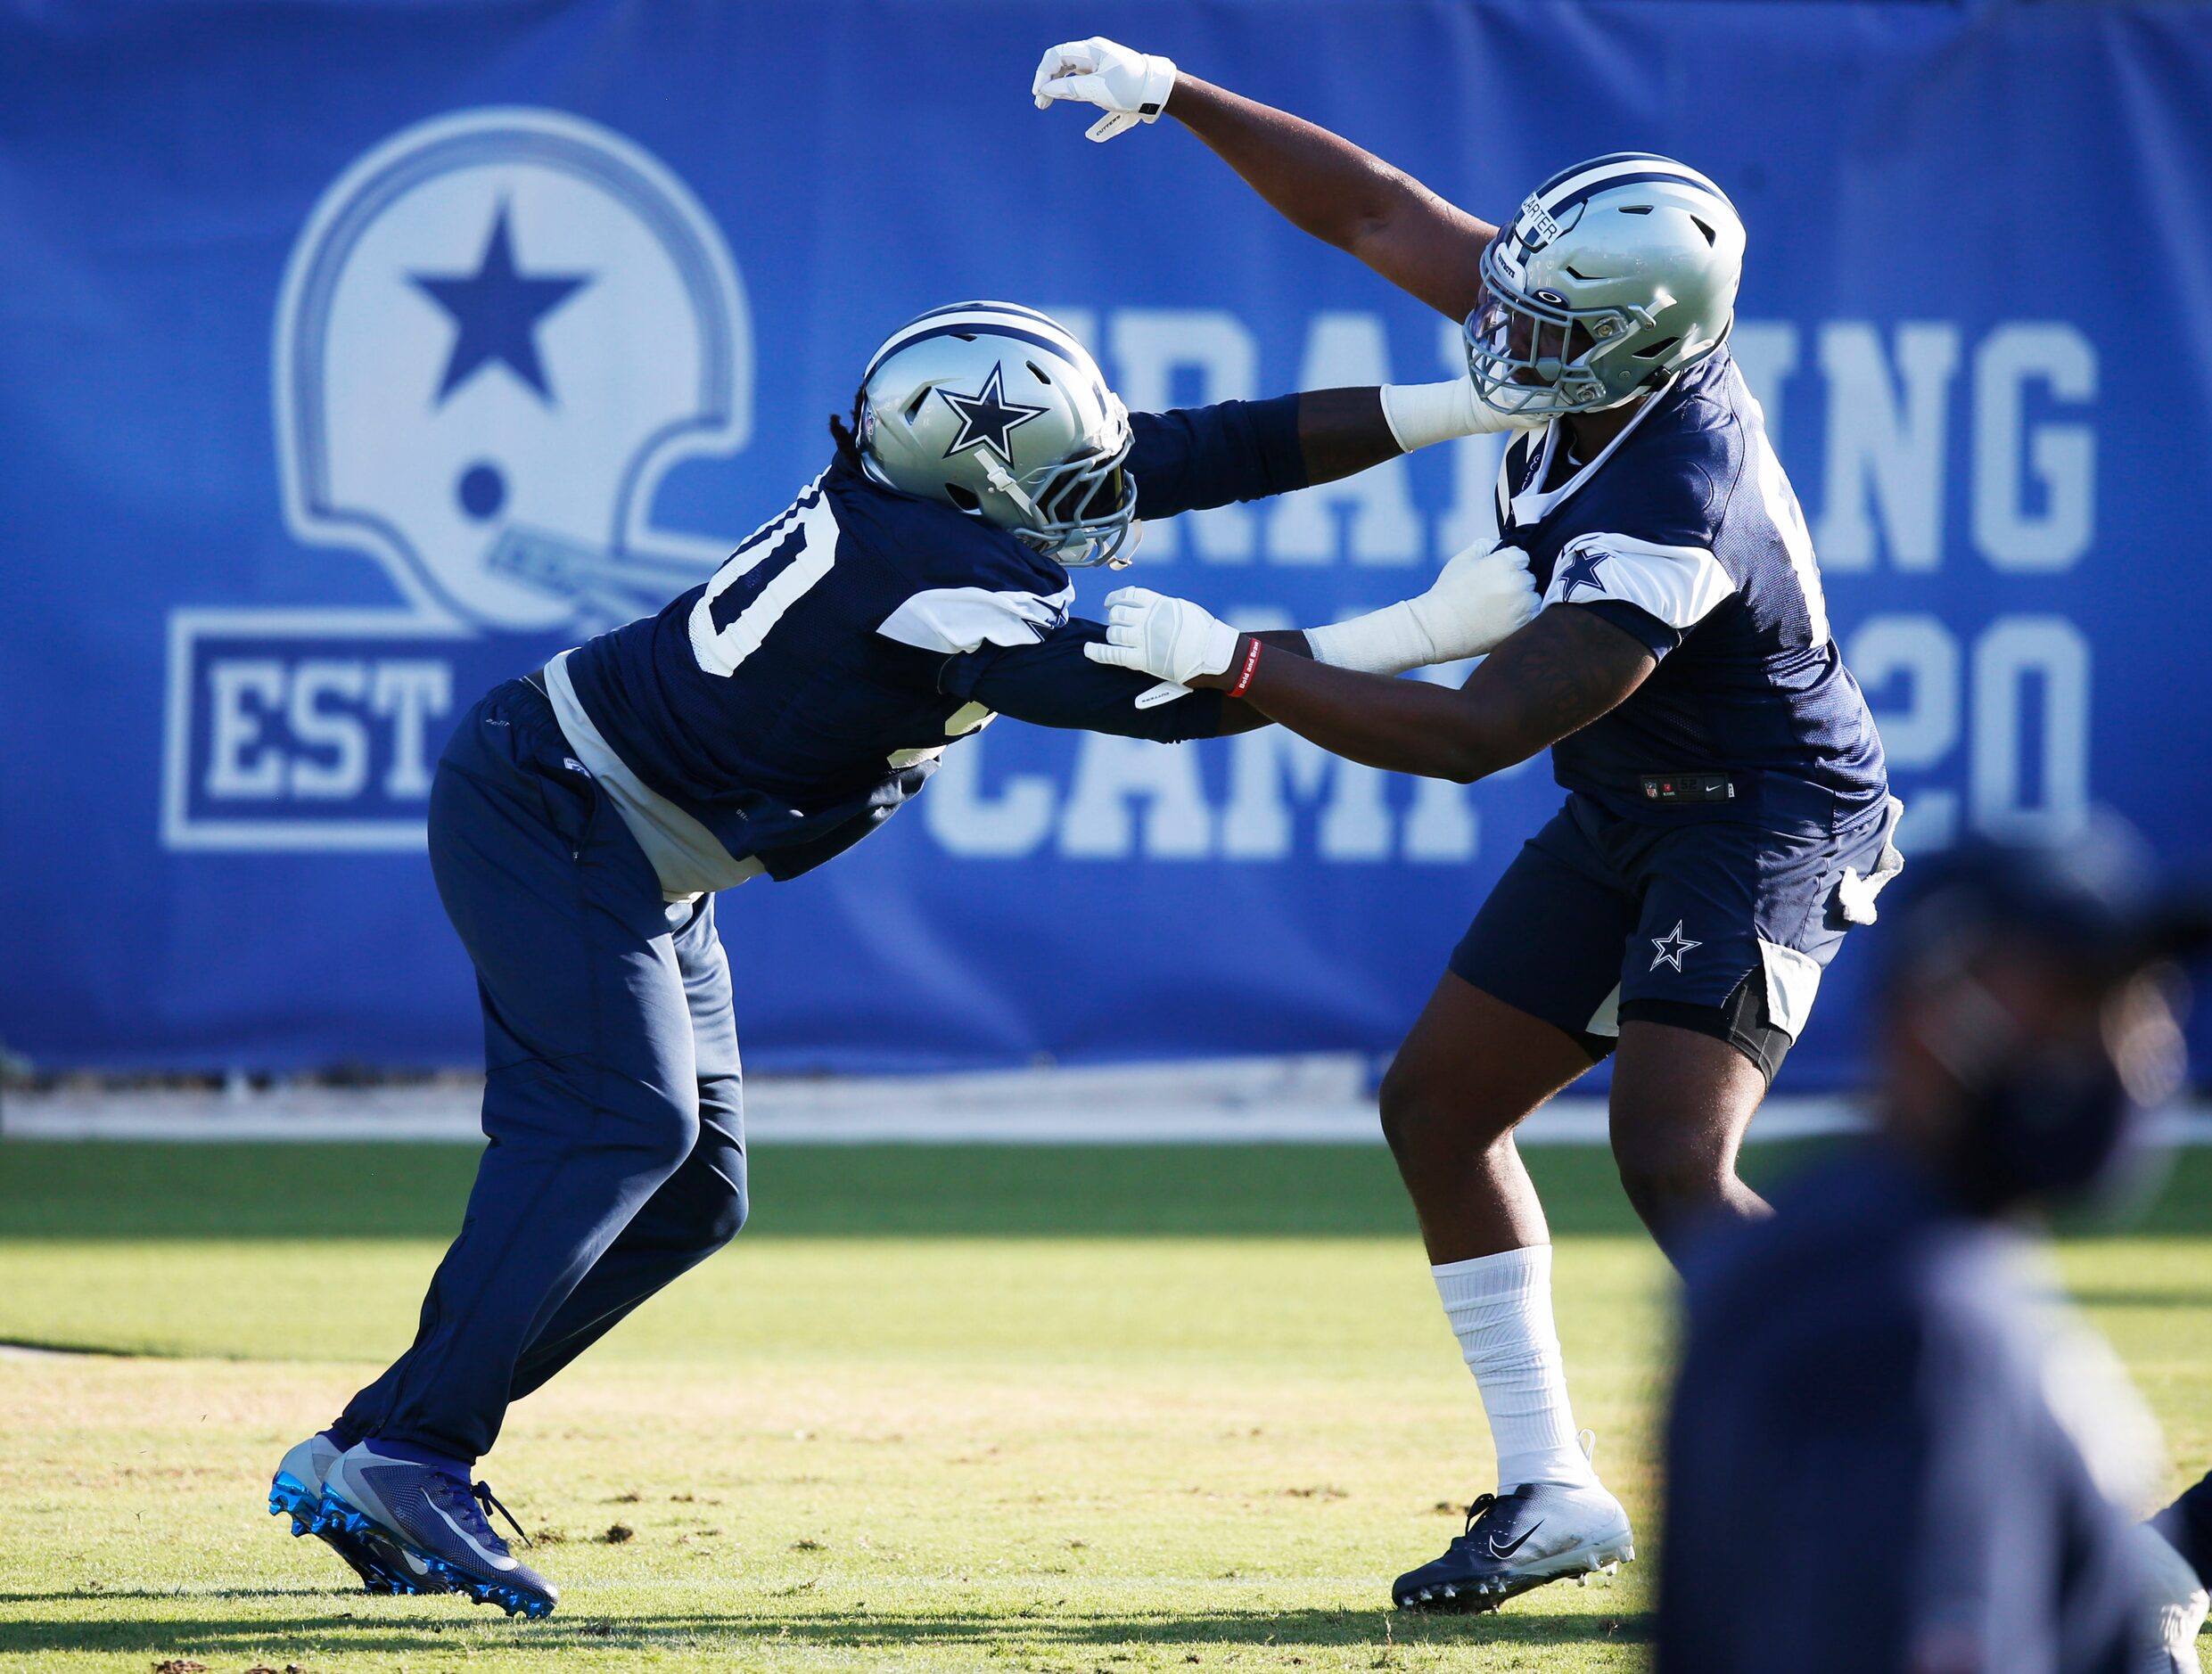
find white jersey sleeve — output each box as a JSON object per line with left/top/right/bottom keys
{"left": 1542, "top": 531, "right": 1736, "bottom": 633}
{"left": 876, "top": 580, "right": 1074, "bottom": 655}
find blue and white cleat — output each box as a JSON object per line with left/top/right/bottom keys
{"left": 269, "top": 1432, "right": 444, "bottom": 1596}
{"left": 317, "top": 1441, "right": 559, "bottom": 1620}
{"left": 1392, "top": 1478, "right": 1634, "bottom": 1613}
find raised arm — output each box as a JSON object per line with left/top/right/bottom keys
{"left": 1167, "top": 76, "right": 1496, "bottom": 321}
{"left": 1034, "top": 39, "right": 1497, "bottom": 320}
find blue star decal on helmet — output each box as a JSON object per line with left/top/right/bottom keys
{"left": 1649, "top": 921, "right": 1702, "bottom": 972}
{"left": 411, "top": 204, "right": 591, "bottom": 406}
{"left": 935, "top": 363, "right": 1048, "bottom": 466}
{"left": 1557, "top": 544, "right": 1612, "bottom": 602}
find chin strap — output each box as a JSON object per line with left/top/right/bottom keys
{"left": 980, "top": 457, "right": 1042, "bottom": 521}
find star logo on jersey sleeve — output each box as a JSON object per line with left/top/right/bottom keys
{"left": 936, "top": 363, "right": 1048, "bottom": 465}
{"left": 411, "top": 204, "right": 591, "bottom": 406}
{"left": 1556, "top": 543, "right": 1612, "bottom": 602}
{"left": 1649, "top": 922, "right": 1702, "bottom": 972}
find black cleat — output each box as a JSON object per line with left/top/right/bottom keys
{"left": 1393, "top": 1480, "right": 1633, "bottom": 1612}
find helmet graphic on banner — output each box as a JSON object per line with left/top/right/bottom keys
{"left": 275, "top": 107, "right": 752, "bottom": 632}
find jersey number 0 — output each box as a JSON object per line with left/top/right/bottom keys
{"left": 689, "top": 479, "right": 842, "bottom": 677}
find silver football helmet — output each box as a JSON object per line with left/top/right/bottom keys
{"left": 1467, "top": 153, "right": 1746, "bottom": 417}
{"left": 856, "top": 301, "right": 1138, "bottom": 567}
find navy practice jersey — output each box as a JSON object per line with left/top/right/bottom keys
{"left": 1659, "top": 1147, "right": 2149, "bottom": 1674}
{"left": 548, "top": 397, "right": 1306, "bottom": 896}
{"left": 1499, "top": 349, "right": 1887, "bottom": 834}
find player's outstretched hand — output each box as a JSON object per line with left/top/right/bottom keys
{"left": 1085, "top": 588, "right": 1240, "bottom": 686}
{"left": 1032, "top": 37, "right": 1178, "bottom": 143}
{"left": 1415, "top": 544, "right": 1542, "bottom": 661}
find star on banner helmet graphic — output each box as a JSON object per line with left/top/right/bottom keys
{"left": 275, "top": 107, "right": 753, "bottom": 632}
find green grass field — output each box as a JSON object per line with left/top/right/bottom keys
{"left": 0, "top": 1139, "right": 2206, "bottom": 1673}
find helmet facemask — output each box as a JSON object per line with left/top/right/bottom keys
{"left": 1011, "top": 426, "right": 1139, "bottom": 570}
{"left": 1464, "top": 242, "right": 1665, "bottom": 418}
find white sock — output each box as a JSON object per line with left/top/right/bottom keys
{"left": 1432, "top": 1245, "right": 1598, "bottom": 1490}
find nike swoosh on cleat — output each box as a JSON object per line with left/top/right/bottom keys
{"left": 423, "top": 1498, "right": 521, "bottom": 1573}
{"left": 1486, "top": 1519, "right": 1545, "bottom": 1560}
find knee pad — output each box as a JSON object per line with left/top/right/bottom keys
{"left": 638, "top": 1102, "right": 703, "bottom": 1178}
{"left": 688, "top": 1119, "right": 748, "bottom": 1249}
{"left": 702, "top": 1181, "right": 748, "bottom": 1248}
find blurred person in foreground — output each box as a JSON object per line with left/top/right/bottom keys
{"left": 1658, "top": 824, "right": 2209, "bottom": 1673}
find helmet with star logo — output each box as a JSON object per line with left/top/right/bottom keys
{"left": 275, "top": 107, "right": 752, "bottom": 632}
{"left": 854, "top": 302, "right": 1138, "bottom": 568}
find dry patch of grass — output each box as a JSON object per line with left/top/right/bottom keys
{"left": 0, "top": 1143, "right": 2201, "bottom": 1672}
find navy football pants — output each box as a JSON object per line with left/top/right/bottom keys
{"left": 2157, "top": 1468, "right": 2212, "bottom": 1587}
{"left": 341, "top": 679, "right": 747, "bottom": 1464}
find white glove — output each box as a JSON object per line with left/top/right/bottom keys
{"left": 1414, "top": 544, "right": 1543, "bottom": 660}
{"left": 1032, "top": 37, "right": 1179, "bottom": 143}
{"left": 1303, "top": 544, "right": 1541, "bottom": 674}
{"left": 1084, "top": 587, "right": 1241, "bottom": 685}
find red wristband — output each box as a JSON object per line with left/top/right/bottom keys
{"left": 1225, "top": 635, "right": 1263, "bottom": 699}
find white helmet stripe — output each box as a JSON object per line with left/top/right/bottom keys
{"left": 897, "top": 299, "right": 1073, "bottom": 332}
{"left": 865, "top": 306, "right": 1092, "bottom": 385}
{"left": 1531, "top": 150, "right": 1682, "bottom": 199}
{"left": 1536, "top": 154, "right": 1730, "bottom": 218}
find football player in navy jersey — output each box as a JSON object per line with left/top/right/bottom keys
{"left": 265, "top": 299, "right": 1552, "bottom": 1614}
{"left": 1038, "top": 41, "right": 1902, "bottom": 1612}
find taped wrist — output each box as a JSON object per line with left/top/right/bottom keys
{"left": 1135, "top": 53, "right": 1178, "bottom": 120}
{"left": 1379, "top": 378, "right": 1511, "bottom": 452}
{"left": 1303, "top": 600, "right": 1437, "bottom": 676}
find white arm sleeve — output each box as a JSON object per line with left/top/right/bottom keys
{"left": 1303, "top": 598, "right": 1435, "bottom": 675}
{"left": 1378, "top": 378, "right": 1528, "bottom": 451}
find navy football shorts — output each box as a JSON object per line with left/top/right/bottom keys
{"left": 1450, "top": 792, "right": 1902, "bottom": 1082}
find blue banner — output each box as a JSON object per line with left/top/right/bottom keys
{"left": 5, "top": 1, "right": 2209, "bottom": 1085}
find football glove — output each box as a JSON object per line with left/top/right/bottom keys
{"left": 1032, "top": 37, "right": 1178, "bottom": 143}
{"left": 1084, "top": 588, "right": 1240, "bottom": 686}
{"left": 1407, "top": 543, "right": 1543, "bottom": 660}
